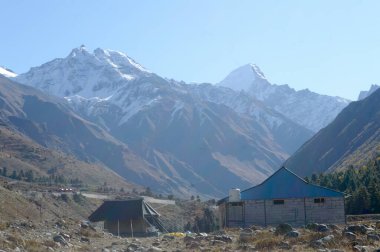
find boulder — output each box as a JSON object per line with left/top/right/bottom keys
{"left": 148, "top": 247, "right": 162, "bottom": 252}
{"left": 353, "top": 245, "right": 372, "bottom": 252}
{"left": 367, "top": 233, "right": 380, "bottom": 241}
{"left": 211, "top": 239, "right": 226, "bottom": 246}
{"left": 343, "top": 231, "right": 357, "bottom": 241}
{"left": 347, "top": 225, "right": 367, "bottom": 234}
{"left": 317, "top": 224, "right": 330, "bottom": 232}
{"left": 285, "top": 230, "right": 300, "bottom": 238}
{"left": 152, "top": 241, "right": 160, "bottom": 247}
{"left": 279, "top": 241, "right": 292, "bottom": 250}
{"left": 183, "top": 235, "right": 196, "bottom": 244}
{"left": 59, "top": 232, "right": 70, "bottom": 240}
{"left": 311, "top": 235, "right": 334, "bottom": 248}
{"left": 80, "top": 221, "right": 90, "bottom": 229}
{"left": 53, "top": 235, "right": 68, "bottom": 246}
{"left": 319, "top": 234, "right": 334, "bottom": 243}
{"left": 310, "top": 240, "right": 325, "bottom": 249}
{"left": 80, "top": 237, "right": 90, "bottom": 243}
{"left": 306, "top": 223, "right": 330, "bottom": 232}
{"left": 275, "top": 223, "right": 293, "bottom": 235}
{"left": 239, "top": 229, "right": 254, "bottom": 242}
{"left": 214, "top": 235, "right": 233, "bottom": 243}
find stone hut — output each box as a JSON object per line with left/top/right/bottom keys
{"left": 217, "top": 167, "right": 345, "bottom": 227}
{"left": 89, "top": 198, "right": 166, "bottom": 236}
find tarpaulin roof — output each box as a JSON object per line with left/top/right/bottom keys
{"left": 88, "top": 198, "right": 160, "bottom": 222}
{"left": 218, "top": 167, "right": 344, "bottom": 204}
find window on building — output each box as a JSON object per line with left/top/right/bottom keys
{"left": 314, "top": 198, "right": 325, "bottom": 204}
{"left": 273, "top": 199, "right": 285, "bottom": 205}
{"left": 230, "top": 202, "right": 243, "bottom": 207}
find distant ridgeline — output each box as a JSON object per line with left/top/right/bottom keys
{"left": 306, "top": 155, "right": 380, "bottom": 215}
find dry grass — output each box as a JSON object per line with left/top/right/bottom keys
{"left": 255, "top": 237, "right": 282, "bottom": 251}
{"left": 249, "top": 231, "right": 282, "bottom": 250}
{"left": 0, "top": 221, "right": 8, "bottom": 231}
{"left": 5, "top": 234, "right": 25, "bottom": 249}
{"left": 25, "top": 240, "right": 46, "bottom": 252}
{"left": 79, "top": 228, "right": 102, "bottom": 238}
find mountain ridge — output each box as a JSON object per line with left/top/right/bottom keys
{"left": 218, "top": 64, "right": 350, "bottom": 132}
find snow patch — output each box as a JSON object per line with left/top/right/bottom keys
{"left": 0, "top": 67, "right": 17, "bottom": 78}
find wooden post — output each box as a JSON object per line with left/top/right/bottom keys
{"left": 117, "top": 219, "right": 120, "bottom": 237}
{"left": 264, "top": 200, "right": 267, "bottom": 227}
{"left": 303, "top": 198, "right": 307, "bottom": 225}
{"left": 130, "top": 219, "right": 134, "bottom": 238}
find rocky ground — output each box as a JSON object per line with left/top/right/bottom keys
{"left": 2, "top": 178, "right": 380, "bottom": 251}
{"left": 1, "top": 220, "right": 380, "bottom": 251}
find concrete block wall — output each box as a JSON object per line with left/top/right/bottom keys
{"left": 265, "top": 198, "right": 306, "bottom": 226}
{"left": 221, "top": 196, "right": 345, "bottom": 228}
{"left": 305, "top": 197, "right": 345, "bottom": 224}
{"left": 244, "top": 200, "right": 265, "bottom": 226}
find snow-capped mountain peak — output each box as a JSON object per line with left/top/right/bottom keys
{"left": 218, "top": 63, "right": 268, "bottom": 91}
{"left": 16, "top": 46, "right": 153, "bottom": 98}
{"left": 0, "top": 66, "right": 17, "bottom": 78}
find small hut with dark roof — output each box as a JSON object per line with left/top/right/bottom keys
{"left": 217, "top": 167, "right": 346, "bottom": 228}
{"left": 89, "top": 198, "right": 166, "bottom": 236}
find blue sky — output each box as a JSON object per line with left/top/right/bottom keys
{"left": 1, "top": 0, "right": 380, "bottom": 100}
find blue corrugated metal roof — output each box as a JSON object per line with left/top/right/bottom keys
{"left": 218, "top": 167, "right": 343, "bottom": 204}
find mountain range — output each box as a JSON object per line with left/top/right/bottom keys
{"left": 0, "top": 45, "right": 367, "bottom": 197}
{"left": 218, "top": 64, "right": 350, "bottom": 132}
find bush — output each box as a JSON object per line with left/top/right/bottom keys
{"left": 60, "top": 194, "right": 70, "bottom": 202}
{"left": 73, "top": 193, "right": 85, "bottom": 204}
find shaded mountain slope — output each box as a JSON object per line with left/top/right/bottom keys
{"left": 286, "top": 88, "right": 380, "bottom": 176}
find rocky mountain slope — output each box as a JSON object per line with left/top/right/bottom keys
{"left": 14, "top": 46, "right": 313, "bottom": 197}
{"left": 358, "top": 84, "right": 380, "bottom": 100}
{"left": 285, "top": 88, "right": 380, "bottom": 177}
{"left": 0, "top": 75, "right": 158, "bottom": 190}
{"left": 218, "top": 64, "right": 350, "bottom": 132}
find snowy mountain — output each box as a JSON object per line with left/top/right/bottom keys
{"left": 218, "top": 64, "right": 350, "bottom": 132}
{"left": 358, "top": 84, "right": 380, "bottom": 100}
{"left": 0, "top": 66, "right": 17, "bottom": 78}
{"left": 15, "top": 46, "right": 313, "bottom": 197}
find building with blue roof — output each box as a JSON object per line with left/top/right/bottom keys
{"left": 218, "top": 167, "right": 345, "bottom": 227}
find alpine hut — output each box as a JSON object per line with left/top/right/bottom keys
{"left": 218, "top": 167, "right": 346, "bottom": 227}
{"left": 89, "top": 198, "right": 166, "bottom": 236}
